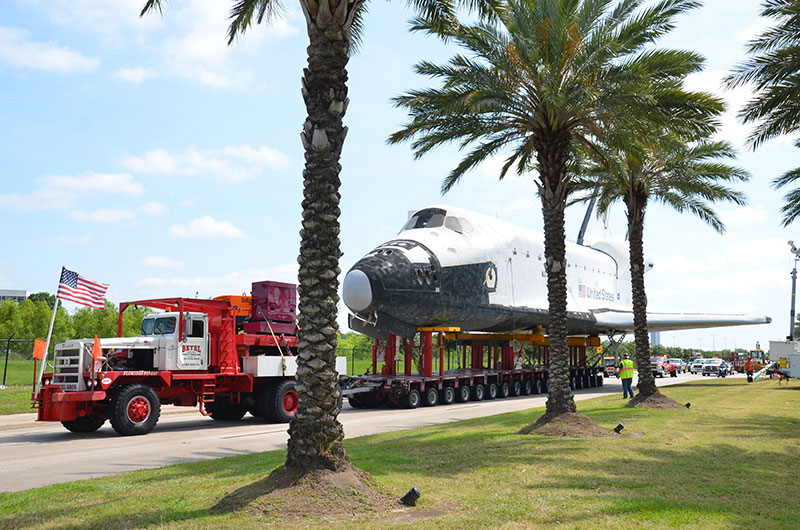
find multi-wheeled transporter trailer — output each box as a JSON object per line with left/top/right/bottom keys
{"left": 341, "top": 329, "right": 603, "bottom": 409}
{"left": 34, "top": 281, "right": 345, "bottom": 436}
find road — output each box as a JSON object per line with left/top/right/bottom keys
{"left": 0, "top": 371, "right": 718, "bottom": 492}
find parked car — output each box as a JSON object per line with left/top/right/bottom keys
{"left": 670, "top": 358, "right": 687, "bottom": 373}
{"left": 651, "top": 356, "right": 677, "bottom": 377}
{"left": 702, "top": 358, "right": 725, "bottom": 376}
{"left": 690, "top": 358, "right": 705, "bottom": 374}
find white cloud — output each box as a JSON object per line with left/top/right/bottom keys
{"left": 122, "top": 145, "right": 289, "bottom": 183}
{"left": 0, "top": 173, "right": 143, "bottom": 211}
{"left": 135, "top": 264, "right": 298, "bottom": 299}
{"left": 719, "top": 206, "right": 767, "bottom": 228}
{"left": 115, "top": 67, "right": 154, "bottom": 84}
{"left": 684, "top": 69, "right": 755, "bottom": 148}
{"left": 142, "top": 256, "right": 185, "bottom": 269}
{"left": 72, "top": 209, "right": 136, "bottom": 223}
{"left": 29, "top": 0, "right": 163, "bottom": 39}
{"left": 0, "top": 27, "right": 98, "bottom": 73}
{"left": 139, "top": 202, "right": 165, "bottom": 215}
{"left": 169, "top": 216, "right": 246, "bottom": 239}
{"left": 47, "top": 234, "right": 92, "bottom": 245}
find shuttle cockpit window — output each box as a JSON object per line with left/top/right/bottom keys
{"left": 403, "top": 208, "right": 447, "bottom": 231}
{"left": 459, "top": 217, "right": 474, "bottom": 233}
{"left": 445, "top": 216, "right": 463, "bottom": 233}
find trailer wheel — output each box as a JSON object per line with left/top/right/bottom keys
{"left": 511, "top": 381, "right": 522, "bottom": 397}
{"left": 522, "top": 380, "right": 533, "bottom": 395}
{"left": 109, "top": 384, "right": 160, "bottom": 436}
{"left": 542, "top": 379, "right": 549, "bottom": 392}
{"left": 348, "top": 394, "right": 366, "bottom": 409}
{"left": 486, "top": 383, "right": 498, "bottom": 399}
{"left": 260, "top": 380, "right": 298, "bottom": 423}
{"left": 570, "top": 376, "right": 577, "bottom": 389}
{"left": 422, "top": 387, "right": 439, "bottom": 407}
{"left": 455, "top": 385, "right": 470, "bottom": 403}
{"left": 535, "top": 379, "right": 543, "bottom": 394}
{"left": 405, "top": 389, "right": 421, "bottom": 409}
{"left": 439, "top": 386, "right": 455, "bottom": 405}
{"left": 499, "top": 382, "right": 510, "bottom": 398}
{"left": 471, "top": 384, "right": 485, "bottom": 401}
{"left": 209, "top": 397, "right": 247, "bottom": 421}
{"left": 61, "top": 415, "right": 106, "bottom": 433}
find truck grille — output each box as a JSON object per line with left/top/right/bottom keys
{"left": 52, "top": 344, "right": 87, "bottom": 391}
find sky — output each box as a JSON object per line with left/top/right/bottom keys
{"left": 1, "top": 0, "right": 797, "bottom": 352}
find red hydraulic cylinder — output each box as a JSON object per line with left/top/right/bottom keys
{"left": 372, "top": 339, "right": 378, "bottom": 375}
{"left": 404, "top": 339, "right": 413, "bottom": 376}
{"left": 438, "top": 332, "right": 445, "bottom": 376}
{"left": 502, "top": 345, "right": 514, "bottom": 370}
{"left": 471, "top": 344, "right": 484, "bottom": 369}
{"left": 384, "top": 334, "right": 397, "bottom": 376}
{"left": 420, "top": 331, "right": 433, "bottom": 377}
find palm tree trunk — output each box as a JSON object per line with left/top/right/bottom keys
{"left": 536, "top": 131, "right": 577, "bottom": 415}
{"left": 286, "top": 0, "right": 360, "bottom": 473}
{"left": 626, "top": 198, "right": 657, "bottom": 397}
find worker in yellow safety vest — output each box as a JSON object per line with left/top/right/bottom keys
{"left": 618, "top": 353, "right": 636, "bottom": 399}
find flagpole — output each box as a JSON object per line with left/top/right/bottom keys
{"left": 34, "top": 269, "right": 63, "bottom": 398}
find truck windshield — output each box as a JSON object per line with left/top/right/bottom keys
{"left": 141, "top": 319, "right": 154, "bottom": 336}
{"left": 154, "top": 317, "right": 177, "bottom": 335}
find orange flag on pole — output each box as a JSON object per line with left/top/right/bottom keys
{"left": 92, "top": 334, "right": 102, "bottom": 361}
{"left": 33, "top": 339, "right": 47, "bottom": 360}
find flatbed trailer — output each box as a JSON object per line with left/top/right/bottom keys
{"left": 342, "top": 329, "right": 603, "bottom": 408}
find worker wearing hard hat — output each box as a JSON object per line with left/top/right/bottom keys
{"left": 618, "top": 353, "right": 635, "bottom": 399}
{"left": 745, "top": 357, "right": 755, "bottom": 383}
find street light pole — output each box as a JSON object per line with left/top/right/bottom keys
{"left": 789, "top": 241, "right": 800, "bottom": 341}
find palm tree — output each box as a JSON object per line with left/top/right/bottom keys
{"left": 140, "top": 0, "right": 497, "bottom": 473}
{"left": 725, "top": 0, "right": 800, "bottom": 226}
{"left": 390, "top": 0, "right": 707, "bottom": 418}
{"left": 574, "top": 132, "right": 749, "bottom": 399}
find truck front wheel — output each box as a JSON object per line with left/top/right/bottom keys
{"left": 109, "top": 384, "right": 161, "bottom": 436}
{"left": 61, "top": 415, "right": 106, "bottom": 433}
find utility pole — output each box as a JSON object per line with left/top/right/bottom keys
{"left": 789, "top": 241, "right": 800, "bottom": 341}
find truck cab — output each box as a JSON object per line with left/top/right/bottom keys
{"left": 141, "top": 312, "right": 209, "bottom": 370}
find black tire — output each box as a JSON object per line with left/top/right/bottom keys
{"left": 440, "top": 386, "right": 456, "bottom": 405}
{"left": 583, "top": 375, "right": 590, "bottom": 388}
{"left": 535, "top": 379, "right": 543, "bottom": 394}
{"left": 348, "top": 394, "right": 366, "bottom": 409}
{"left": 596, "top": 375, "right": 603, "bottom": 387}
{"left": 109, "top": 383, "right": 160, "bottom": 436}
{"left": 499, "top": 382, "right": 510, "bottom": 398}
{"left": 570, "top": 377, "right": 576, "bottom": 390}
{"left": 472, "top": 384, "right": 485, "bottom": 401}
{"left": 405, "top": 389, "right": 421, "bottom": 409}
{"left": 422, "top": 387, "right": 439, "bottom": 407}
{"left": 61, "top": 415, "right": 105, "bottom": 433}
{"left": 522, "top": 380, "right": 533, "bottom": 395}
{"left": 542, "top": 379, "right": 550, "bottom": 392}
{"left": 456, "top": 385, "right": 470, "bottom": 403}
{"left": 209, "top": 397, "right": 247, "bottom": 421}
{"left": 486, "top": 383, "right": 498, "bottom": 400}
{"left": 511, "top": 381, "right": 522, "bottom": 397}
{"left": 258, "top": 380, "right": 299, "bottom": 423}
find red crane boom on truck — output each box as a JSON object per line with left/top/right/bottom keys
{"left": 33, "top": 280, "right": 346, "bottom": 436}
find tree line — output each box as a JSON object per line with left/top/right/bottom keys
{"left": 0, "top": 294, "right": 149, "bottom": 357}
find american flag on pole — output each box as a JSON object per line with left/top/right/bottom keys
{"left": 56, "top": 267, "right": 108, "bottom": 309}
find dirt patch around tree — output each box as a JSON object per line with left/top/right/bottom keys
{"left": 627, "top": 391, "right": 684, "bottom": 409}
{"left": 518, "top": 411, "right": 618, "bottom": 438}
{"left": 212, "top": 464, "right": 447, "bottom": 525}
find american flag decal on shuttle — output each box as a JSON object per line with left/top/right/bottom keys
{"left": 578, "top": 284, "right": 586, "bottom": 298}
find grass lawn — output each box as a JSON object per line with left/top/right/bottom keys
{"left": 0, "top": 359, "right": 35, "bottom": 415}
{"left": 1, "top": 378, "right": 799, "bottom": 529}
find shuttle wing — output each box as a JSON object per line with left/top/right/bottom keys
{"left": 592, "top": 309, "right": 772, "bottom": 333}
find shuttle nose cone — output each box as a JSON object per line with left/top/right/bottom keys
{"left": 343, "top": 269, "right": 372, "bottom": 312}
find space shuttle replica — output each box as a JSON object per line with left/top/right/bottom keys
{"left": 343, "top": 205, "right": 771, "bottom": 340}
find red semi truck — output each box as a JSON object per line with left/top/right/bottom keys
{"left": 33, "top": 280, "right": 346, "bottom": 436}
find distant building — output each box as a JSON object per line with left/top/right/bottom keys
{"left": 0, "top": 289, "right": 29, "bottom": 303}
{"left": 650, "top": 331, "right": 661, "bottom": 346}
